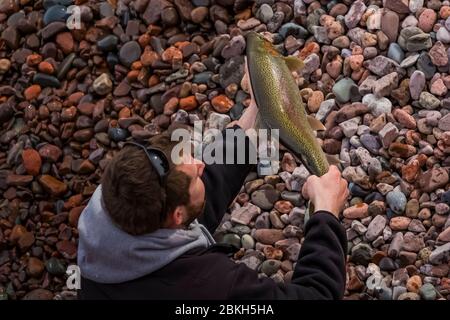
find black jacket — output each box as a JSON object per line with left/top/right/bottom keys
{"left": 78, "top": 126, "right": 347, "bottom": 299}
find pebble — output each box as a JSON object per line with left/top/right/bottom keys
{"left": 93, "top": 73, "right": 113, "bottom": 96}
{"left": 333, "top": 78, "right": 356, "bottom": 103}
{"left": 386, "top": 190, "right": 407, "bottom": 214}
{"left": 119, "top": 41, "right": 142, "bottom": 67}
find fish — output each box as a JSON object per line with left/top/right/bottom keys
{"left": 245, "top": 31, "right": 338, "bottom": 177}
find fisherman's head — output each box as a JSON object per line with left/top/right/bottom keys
{"left": 101, "top": 132, "right": 206, "bottom": 235}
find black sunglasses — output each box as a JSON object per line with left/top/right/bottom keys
{"left": 123, "top": 141, "right": 170, "bottom": 215}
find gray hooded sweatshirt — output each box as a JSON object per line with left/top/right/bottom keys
{"left": 77, "top": 185, "right": 215, "bottom": 284}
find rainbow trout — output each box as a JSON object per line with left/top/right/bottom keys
{"left": 245, "top": 32, "right": 334, "bottom": 177}
{"left": 245, "top": 32, "right": 340, "bottom": 220}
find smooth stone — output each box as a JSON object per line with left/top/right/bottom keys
{"left": 279, "top": 22, "right": 308, "bottom": 39}
{"left": 45, "top": 257, "right": 66, "bottom": 275}
{"left": 333, "top": 78, "right": 355, "bottom": 103}
{"left": 99, "top": 2, "right": 114, "bottom": 17}
{"left": 222, "top": 233, "right": 241, "bottom": 249}
{"left": 409, "top": 70, "right": 426, "bottom": 100}
{"left": 419, "top": 283, "right": 436, "bottom": 300}
{"left": 387, "top": 43, "right": 404, "bottom": 64}
{"left": 417, "top": 52, "right": 436, "bottom": 80}
{"left": 260, "top": 259, "right": 281, "bottom": 276}
{"left": 386, "top": 190, "right": 407, "bottom": 214}
{"left": 400, "top": 54, "right": 419, "bottom": 68}
{"left": 419, "top": 92, "right": 440, "bottom": 109}
{"left": 56, "top": 52, "right": 76, "bottom": 79}
{"left": 119, "top": 41, "right": 141, "bottom": 67}
{"left": 43, "top": 5, "right": 68, "bottom": 26}
{"left": 33, "top": 73, "right": 60, "bottom": 88}
{"left": 108, "top": 127, "right": 128, "bottom": 142}
{"left": 97, "top": 35, "right": 119, "bottom": 52}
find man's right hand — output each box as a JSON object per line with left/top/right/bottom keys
{"left": 301, "top": 165, "right": 349, "bottom": 219}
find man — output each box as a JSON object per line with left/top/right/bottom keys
{"left": 77, "top": 79, "right": 349, "bottom": 300}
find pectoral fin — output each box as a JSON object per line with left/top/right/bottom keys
{"left": 283, "top": 56, "right": 304, "bottom": 72}
{"left": 307, "top": 115, "right": 326, "bottom": 131}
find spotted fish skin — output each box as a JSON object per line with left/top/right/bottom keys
{"left": 246, "top": 32, "right": 329, "bottom": 176}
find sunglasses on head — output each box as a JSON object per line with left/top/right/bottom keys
{"left": 123, "top": 141, "right": 170, "bottom": 216}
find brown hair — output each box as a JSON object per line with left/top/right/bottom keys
{"left": 101, "top": 133, "right": 192, "bottom": 235}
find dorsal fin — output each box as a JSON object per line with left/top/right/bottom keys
{"left": 283, "top": 56, "right": 304, "bottom": 72}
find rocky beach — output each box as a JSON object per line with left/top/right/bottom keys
{"left": 0, "top": 0, "right": 449, "bottom": 300}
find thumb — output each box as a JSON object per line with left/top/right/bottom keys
{"left": 301, "top": 181, "right": 309, "bottom": 200}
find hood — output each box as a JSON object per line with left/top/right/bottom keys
{"left": 77, "top": 185, "right": 215, "bottom": 284}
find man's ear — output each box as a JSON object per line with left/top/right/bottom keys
{"left": 165, "top": 206, "right": 185, "bottom": 228}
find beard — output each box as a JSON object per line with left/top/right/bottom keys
{"left": 183, "top": 199, "right": 206, "bottom": 227}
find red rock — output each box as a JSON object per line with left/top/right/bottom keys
{"left": 22, "top": 149, "right": 42, "bottom": 176}
{"left": 393, "top": 108, "right": 416, "bottom": 129}
{"left": 274, "top": 201, "right": 293, "bottom": 215}
{"left": 66, "top": 194, "right": 83, "bottom": 209}
{"left": 161, "top": 46, "right": 182, "bottom": 63}
{"left": 307, "top": 91, "right": 324, "bottom": 113}
{"left": 343, "top": 203, "right": 369, "bottom": 219}
{"left": 38, "top": 144, "right": 62, "bottom": 162}
{"left": 263, "top": 246, "right": 284, "bottom": 260}
{"left": 418, "top": 8, "right": 437, "bottom": 33}
{"left": 388, "top": 142, "right": 416, "bottom": 158}
{"left": 406, "top": 275, "right": 422, "bottom": 293}
{"left": 26, "top": 54, "right": 42, "bottom": 66}
{"left": 24, "top": 84, "right": 41, "bottom": 100}
{"left": 140, "top": 48, "right": 159, "bottom": 66}
{"left": 6, "top": 174, "right": 33, "bottom": 186}
{"left": 56, "top": 240, "right": 77, "bottom": 259}
{"left": 9, "top": 225, "right": 26, "bottom": 244}
{"left": 438, "top": 227, "right": 450, "bottom": 242}
{"left": 55, "top": 32, "right": 74, "bottom": 54}
{"left": 38, "top": 61, "right": 54, "bottom": 74}
{"left": 27, "top": 257, "right": 45, "bottom": 278}
{"left": 69, "top": 206, "right": 85, "bottom": 227}
{"left": 390, "top": 216, "right": 411, "bottom": 231}
{"left": 18, "top": 231, "right": 35, "bottom": 251}
{"left": 429, "top": 41, "right": 448, "bottom": 67}
{"left": 77, "top": 102, "right": 95, "bottom": 116}
{"left": 211, "top": 94, "right": 233, "bottom": 113}
{"left": 418, "top": 168, "right": 449, "bottom": 193}
{"left": 38, "top": 175, "right": 68, "bottom": 197}
{"left": 254, "top": 229, "right": 285, "bottom": 245}
{"left": 401, "top": 159, "right": 420, "bottom": 183}
{"left": 179, "top": 96, "right": 198, "bottom": 111}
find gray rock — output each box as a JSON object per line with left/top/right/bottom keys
{"left": 366, "top": 215, "right": 387, "bottom": 242}
{"left": 260, "top": 259, "right": 281, "bottom": 276}
{"left": 333, "top": 78, "right": 356, "bottom": 103}
{"left": 387, "top": 43, "right": 404, "bottom": 64}
{"left": 378, "top": 122, "right": 399, "bottom": 148}
{"left": 231, "top": 202, "right": 261, "bottom": 225}
{"left": 419, "top": 283, "right": 437, "bottom": 300}
{"left": 419, "top": 92, "right": 440, "bottom": 110}
{"left": 241, "top": 234, "right": 255, "bottom": 249}
{"left": 429, "top": 242, "right": 450, "bottom": 264}
{"left": 386, "top": 189, "right": 407, "bottom": 214}
{"left": 256, "top": 4, "right": 273, "bottom": 24}
{"left": 345, "top": 0, "right": 366, "bottom": 29}
{"left": 119, "top": 41, "right": 141, "bottom": 67}
{"left": 93, "top": 73, "right": 113, "bottom": 95}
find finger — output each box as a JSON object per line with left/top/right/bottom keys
{"left": 301, "top": 182, "right": 309, "bottom": 200}
{"left": 329, "top": 165, "right": 340, "bottom": 177}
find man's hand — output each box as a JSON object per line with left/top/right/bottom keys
{"left": 227, "top": 57, "right": 259, "bottom": 132}
{"left": 301, "top": 165, "right": 349, "bottom": 219}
